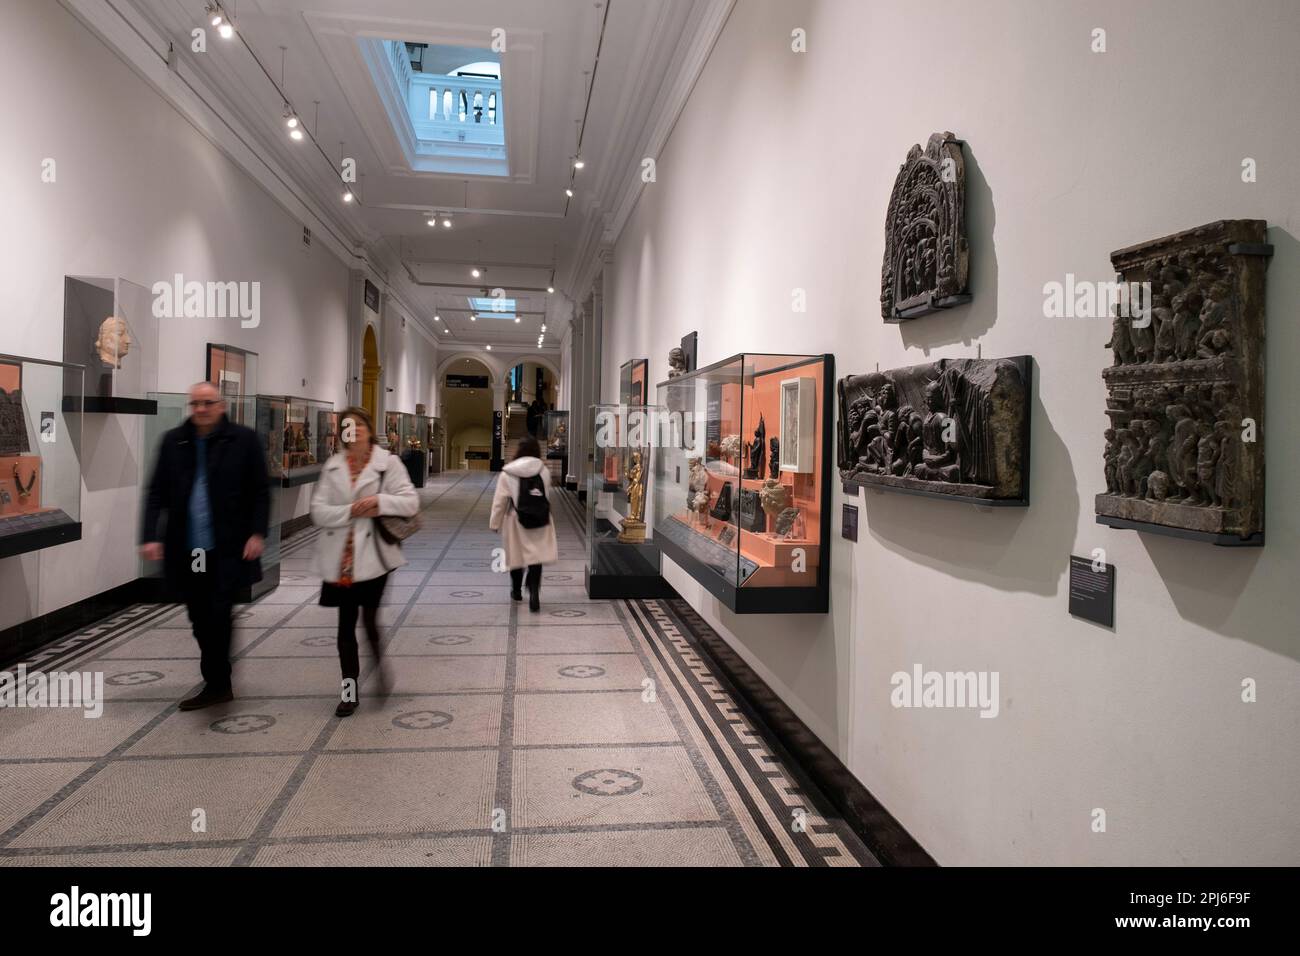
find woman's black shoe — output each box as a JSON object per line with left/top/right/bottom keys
{"left": 528, "top": 590, "right": 540, "bottom": 612}
{"left": 511, "top": 588, "right": 523, "bottom": 602}
{"left": 335, "top": 700, "right": 358, "bottom": 717}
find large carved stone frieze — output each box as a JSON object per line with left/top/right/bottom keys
{"left": 837, "top": 357, "right": 1029, "bottom": 502}
{"left": 1096, "top": 219, "right": 1271, "bottom": 544}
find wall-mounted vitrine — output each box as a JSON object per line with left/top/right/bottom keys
{"left": 62, "top": 276, "right": 158, "bottom": 415}
{"left": 206, "top": 344, "right": 258, "bottom": 427}
{"left": 256, "top": 395, "right": 329, "bottom": 487}
{"left": 653, "top": 352, "right": 834, "bottom": 613}
{"left": 585, "top": 403, "right": 675, "bottom": 599}
{"left": 619, "top": 358, "right": 649, "bottom": 407}
{"left": 141, "top": 391, "right": 281, "bottom": 601}
{"left": 0, "top": 354, "right": 84, "bottom": 559}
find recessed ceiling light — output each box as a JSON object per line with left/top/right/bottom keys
{"left": 573, "top": 157, "right": 585, "bottom": 170}
{"left": 564, "top": 188, "right": 573, "bottom": 198}
{"left": 486, "top": 345, "right": 492, "bottom": 351}
{"left": 441, "top": 217, "right": 452, "bottom": 228}
{"left": 514, "top": 317, "right": 520, "bottom": 323}
{"left": 289, "top": 128, "right": 303, "bottom": 141}
{"left": 434, "top": 315, "right": 441, "bottom": 322}
{"left": 547, "top": 286, "right": 554, "bottom": 294}
{"left": 342, "top": 190, "right": 353, "bottom": 202}
{"left": 471, "top": 267, "right": 481, "bottom": 278}
{"left": 218, "top": 22, "right": 234, "bottom": 39}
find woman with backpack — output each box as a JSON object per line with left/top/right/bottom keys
{"left": 310, "top": 406, "right": 419, "bottom": 716}
{"left": 489, "top": 436, "right": 558, "bottom": 611}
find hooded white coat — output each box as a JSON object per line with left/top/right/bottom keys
{"left": 489, "top": 456, "right": 559, "bottom": 569}
{"left": 310, "top": 445, "right": 420, "bottom": 583}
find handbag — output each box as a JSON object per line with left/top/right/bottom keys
{"left": 373, "top": 463, "right": 421, "bottom": 545}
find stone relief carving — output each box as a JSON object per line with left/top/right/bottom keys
{"left": 881, "top": 132, "right": 970, "bottom": 321}
{"left": 1096, "top": 219, "right": 1270, "bottom": 543}
{"left": 837, "top": 357, "right": 1030, "bottom": 502}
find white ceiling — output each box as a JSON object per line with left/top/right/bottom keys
{"left": 121, "top": 0, "right": 713, "bottom": 351}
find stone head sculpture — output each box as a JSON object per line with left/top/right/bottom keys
{"left": 94, "top": 316, "right": 132, "bottom": 367}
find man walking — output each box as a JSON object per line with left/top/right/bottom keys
{"left": 140, "top": 382, "right": 269, "bottom": 710}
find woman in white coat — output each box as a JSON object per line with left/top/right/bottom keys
{"left": 489, "top": 436, "right": 559, "bottom": 612}
{"left": 310, "top": 406, "right": 419, "bottom": 716}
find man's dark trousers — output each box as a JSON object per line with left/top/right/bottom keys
{"left": 183, "top": 555, "right": 234, "bottom": 691}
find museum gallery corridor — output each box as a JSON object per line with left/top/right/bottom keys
{"left": 0, "top": 472, "right": 872, "bottom": 867}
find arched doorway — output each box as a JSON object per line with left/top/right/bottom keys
{"left": 442, "top": 357, "right": 494, "bottom": 470}
{"left": 361, "top": 324, "right": 381, "bottom": 420}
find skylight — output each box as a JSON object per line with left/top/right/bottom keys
{"left": 469, "top": 295, "right": 517, "bottom": 319}
{"left": 360, "top": 39, "right": 508, "bottom": 176}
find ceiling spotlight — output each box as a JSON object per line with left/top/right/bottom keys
{"left": 471, "top": 267, "right": 481, "bottom": 278}
{"left": 218, "top": 21, "right": 234, "bottom": 39}
{"left": 342, "top": 190, "right": 353, "bottom": 203}
{"left": 210, "top": 11, "right": 223, "bottom": 27}
{"left": 547, "top": 286, "right": 555, "bottom": 294}
{"left": 434, "top": 314, "right": 441, "bottom": 322}
{"left": 289, "top": 127, "right": 303, "bottom": 141}
{"left": 442, "top": 328, "right": 449, "bottom": 333}
{"left": 573, "top": 157, "right": 585, "bottom": 170}
{"left": 427, "top": 214, "right": 437, "bottom": 227}
{"left": 540, "top": 323, "right": 547, "bottom": 332}
{"left": 285, "top": 114, "right": 299, "bottom": 130}
{"left": 441, "top": 216, "right": 452, "bottom": 228}
{"left": 486, "top": 345, "right": 492, "bottom": 351}
{"left": 564, "top": 188, "right": 573, "bottom": 198}
{"left": 470, "top": 315, "right": 477, "bottom": 322}
{"left": 514, "top": 317, "right": 521, "bottom": 323}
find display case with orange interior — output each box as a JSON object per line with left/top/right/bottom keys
{"left": 0, "top": 353, "right": 84, "bottom": 559}
{"left": 256, "top": 395, "right": 329, "bottom": 487}
{"left": 653, "top": 352, "right": 834, "bottom": 613}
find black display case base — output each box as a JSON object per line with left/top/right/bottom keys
{"left": 655, "top": 520, "right": 826, "bottom": 614}
{"left": 585, "top": 527, "right": 676, "bottom": 599}
{"left": 62, "top": 396, "right": 158, "bottom": 415}
{"left": 1095, "top": 514, "right": 1264, "bottom": 547}
{"left": 0, "top": 515, "right": 82, "bottom": 559}
{"left": 279, "top": 465, "right": 323, "bottom": 488}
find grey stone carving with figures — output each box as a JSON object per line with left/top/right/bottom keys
{"left": 837, "top": 357, "right": 1029, "bottom": 502}
{"left": 881, "top": 131, "right": 971, "bottom": 321}
{"left": 1096, "top": 219, "right": 1270, "bottom": 543}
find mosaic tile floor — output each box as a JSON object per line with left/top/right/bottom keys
{"left": 0, "top": 471, "right": 875, "bottom": 867}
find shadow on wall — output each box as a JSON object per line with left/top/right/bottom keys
{"left": 1141, "top": 225, "right": 1297, "bottom": 663}
{"left": 899, "top": 145, "right": 998, "bottom": 354}
{"left": 80, "top": 413, "right": 140, "bottom": 494}
{"left": 860, "top": 370, "right": 1076, "bottom": 599}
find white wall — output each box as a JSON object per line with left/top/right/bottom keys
{"left": 0, "top": 0, "right": 352, "bottom": 632}
{"left": 604, "top": 0, "right": 1300, "bottom": 865}
{"left": 381, "top": 297, "right": 439, "bottom": 419}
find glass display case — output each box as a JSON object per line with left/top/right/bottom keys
{"left": 405, "top": 413, "right": 429, "bottom": 487}
{"left": 619, "top": 358, "right": 649, "bottom": 406}
{"left": 383, "top": 410, "right": 402, "bottom": 450}
{"left": 542, "top": 409, "right": 569, "bottom": 486}
{"left": 206, "top": 344, "right": 258, "bottom": 427}
{"left": 141, "top": 391, "right": 281, "bottom": 600}
{"left": 316, "top": 408, "right": 340, "bottom": 463}
{"left": 585, "top": 403, "right": 675, "bottom": 599}
{"left": 62, "top": 276, "right": 158, "bottom": 415}
{"left": 427, "top": 417, "right": 445, "bottom": 474}
{"left": 256, "top": 395, "right": 328, "bottom": 487}
{"left": 653, "top": 352, "right": 834, "bottom": 613}
{"left": 0, "top": 354, "right": 83, "bottom": 558}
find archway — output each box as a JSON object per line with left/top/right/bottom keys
{"left": 442, "top": 357, "right": 495, "bottom": 470}
{"left": 361, "top": 324, "right": 381, "bottom": 420}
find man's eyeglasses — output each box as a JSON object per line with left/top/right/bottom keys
{"left": 188, "top": 400, "right": 222, "bottom": 409}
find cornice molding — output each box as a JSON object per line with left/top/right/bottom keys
{"left": 566, "top": 0, "right": 735, "bottom": 303}
{"left": 59, "top": 0, "right": 365, "bottom": 272}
